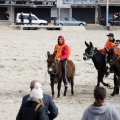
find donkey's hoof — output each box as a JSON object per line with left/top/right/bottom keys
{"left": 71, "top": 91, "right": 74, "bottom": 95}
{"left": 111, "top": 93, "right": 114, "bottom": 96}
{"left": 57, "top": 95, "right": 60, "bottom": 98}
{"left": 108, "top": 84, "right": 111, "bottom": 88}
{"left": 52, "top": 95, "right": 55, "bottom": 99}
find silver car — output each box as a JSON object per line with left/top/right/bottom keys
{"left": 54, "top": 17, "right": 87, "bottom": 26}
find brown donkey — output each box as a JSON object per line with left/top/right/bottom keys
{"left": 47, "top": 51, "right": 75, "bottom": 99}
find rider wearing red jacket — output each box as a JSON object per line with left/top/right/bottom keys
{"left": 54, "top": 35, "right": 71, "bottom": 87}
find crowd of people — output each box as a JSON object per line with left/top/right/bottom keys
{"left": 16, "top": 34, "right": 120, "bottom": 120}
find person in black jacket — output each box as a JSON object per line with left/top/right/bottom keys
{"left": 16, "top": 82, "right": 46, "bottom": 120}
{"left": 28, "top": 12, "right": 32, "bottom": 25}
{"left": 5, "top": 11, "right": 10, "bottom": 20}
{"left": 20, "top": 12, "right": 24, "bottom": 25}
{"left": 22, "top": 80, "right": 58, "bottom": 120}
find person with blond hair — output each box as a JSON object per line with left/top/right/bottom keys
{"left": 22, "top": 80, "right": 58, "bottom": 120}
{"left": 16, "top": 82, "right": 45, "bottom": 120}
{"left": 82, "top": 87, "right": 120, "bottom": 120}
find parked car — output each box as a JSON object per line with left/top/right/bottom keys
{"left": 15, "top": 13, "right": 48, "bottom": 25}
{"left": 100, "top": 14, "right": 120, "bottom": 26}
{"left": 54, "top": 17, "right": 87, "bottom": 26}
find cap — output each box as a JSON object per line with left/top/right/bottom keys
{"left": 107, "top": 33, "right": 114, "bottom": 37}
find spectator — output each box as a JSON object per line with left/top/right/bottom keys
{"left": 22, "top": 80, "right": 58, "bottom": 120}
{"left": 20, "top": 12, "right": 24, "bottom": 25}
{"left": 81, "top": 87, "right": 120, "bottom": 120}
{"left": 16, "top": 82, "right": 46, "bottom": 120}
{"left": 5, "top": 11, "right": 10, "bottom": 20}
{"left": 28, "top": 12, "right": 32, "bottom": 25}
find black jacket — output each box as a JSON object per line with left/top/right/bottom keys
{"left": 22, "top": 94, "right": 58, "bottom": 120}
{"left": 16, "top": 100, "right": 45, "bottom": 120}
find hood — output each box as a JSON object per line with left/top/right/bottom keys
{"left": 58, "top": 35, "right": 65, "bottom": 46}
{"left": 88, "top": 102, "right": 109, "bottom": 114}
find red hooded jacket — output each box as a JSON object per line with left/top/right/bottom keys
{"left": 54, "top": 35, "right": 70, "bottom": 60}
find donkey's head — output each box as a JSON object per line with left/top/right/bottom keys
{"left": 47, "top": 51, "right": 58, "bottom": 75}
{"left": 83, "top": 41, "right": 98, "bottom": 60}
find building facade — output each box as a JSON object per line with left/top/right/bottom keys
{"left": 0, "top": 0, "right": 120, "bottom": 23}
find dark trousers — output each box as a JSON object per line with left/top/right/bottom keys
{"left": 61, "top": 59, "right": 68, "bottom": 85}
{"left": 114, "top": 73, "right": 119, "bottom": 94}
{"left": 28, "top": 20, "right": 32, "bottom": 25}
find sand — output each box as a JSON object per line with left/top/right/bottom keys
{"left": 0, "top": 28, "right": 120, "bottom": 120}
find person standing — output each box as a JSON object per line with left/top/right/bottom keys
{"left": 20, "top": 12, "right": 24, "bottom": 25}
{"left": 5, "top": 11, "right": 10, "bottom": 20}
{"left": 22, "top": 80, "right": 58, "bottom": 120}
{"left": 82, "top": 87, "right": 120, "bottom": 120}
{"left": 16, "top": 82, "right": 46, "bottom": 120}
{"left": 28, "top": 12, "right": 32, "bottom": 25}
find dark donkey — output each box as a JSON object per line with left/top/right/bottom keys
{"left": 107, "top": 51, "right": 120, "bottom": 96}
{"left": 47, "top": 51, "right": 75, "bottom": 99}
{"left": 83, "top": 41, "right": 110, "bottom": 87}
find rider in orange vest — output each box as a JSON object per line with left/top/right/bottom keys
{"left": 114, "top": 39, "right": 120, "bottom": 94}
{"left": 54, "top": 35, "right": 71, "bottom": 87}
{"left": 100, "top": 33, "right": 115, "bottom": 77}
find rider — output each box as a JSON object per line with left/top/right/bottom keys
{"left": 114, "top": 40, "right": 120, "bottom": 94}
{"left": 100, "top": 33, "right": 115, "bottom": 77}
{"left": 54, "top": 35, "right": 71, "bottom": 87}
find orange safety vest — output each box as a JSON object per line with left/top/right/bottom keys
{"left": 114, "top": 49, "right": 120, "bottom": 58}
{"left": 54, "top": 44, "right": 71, "bottom": 58}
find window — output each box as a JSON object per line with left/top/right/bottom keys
{"left": 32, "top": 16, "right": 37, "bottom": 20}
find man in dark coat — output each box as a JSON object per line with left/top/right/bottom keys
{"left": 20, "top": 12, "right": 24, "bottom": 25}
{"left": 22, "top": 80, "right": 58, "bottom": 120}
{"left": 5, "top": 11, "right": 10, "bottom": 20}
{"left": 28, "top": 12, "right": 32, "bottom": 25}
{"left": 16, "top": 82, "right": 46, "bottom": 120}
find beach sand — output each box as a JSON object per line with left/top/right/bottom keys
{"left": 0, "top": 29, "right": 120, "bottom": 120}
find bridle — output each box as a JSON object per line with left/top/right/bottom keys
{"left": 83, "top": 47, "right": 98, "bottom": 60}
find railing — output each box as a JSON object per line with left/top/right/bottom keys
{"left": 98, "top": 0, "right": 120, "bottom": 4}
{"left": 62, "top": 0, "right": 98, "bottom": 4}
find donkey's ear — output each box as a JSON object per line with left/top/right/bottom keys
{"left": 47, "top": 51, "right": 50, "bottom": 56}
{"left": 53, "top": 51, "right": 57, "bottom": 57}
{"left": 90, "top": 42, "right": 93, "bottom": 48}
{"left": 85, "top": 41, "right": 89, "bottom": 47}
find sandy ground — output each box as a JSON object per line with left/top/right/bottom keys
{"left": 0, "top": 28, "right": 120, "bottom": 120}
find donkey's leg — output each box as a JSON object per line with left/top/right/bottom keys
{"left": 50, "top": 74, "right": 55, "bottom": 99}
{"left": 57, "top": 78, "right": 62, "bottom": 98}
{"left": 98, "top": 71, "right": 110, "bottom": 87}
{"left": 70, "top": 76, "right": 74, "bottom": 95}
{"left": 64, "top": 86, "right": 68, "bottom": 96}
{"left": 111, "top": 77, "right": 120, "bottom": 96}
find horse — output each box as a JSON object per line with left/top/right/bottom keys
{"left": 47, "top": 51, "right": 75, "bottom": 99}
{"left": 107, "top": 51, "right": 120, "bottom": 96}
{"left": 83, "top": 41, "right": 111, "bottom": 87}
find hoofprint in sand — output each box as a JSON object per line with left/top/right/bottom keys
{"left": 0, "top": 29, "right": 120, "bottom": 120}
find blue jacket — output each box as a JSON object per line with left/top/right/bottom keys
{"left": 22, "top": 94, "right": 58, "bottom": 120}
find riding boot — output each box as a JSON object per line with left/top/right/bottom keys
{"left": 105, "top": 57, "right": 110, "bottom": 77}
{"left": 61, "top": 59, "right": 69, "bottom": 87}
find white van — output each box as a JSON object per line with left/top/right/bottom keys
{"left": 15, "top": 13, "right": 48, "bottom": 25}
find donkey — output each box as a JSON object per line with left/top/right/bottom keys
{"left": 107, "top": 51, "right": 120, "bottom": 96}
{"left": 47, "top": 51, "right": 75, "bottom": 99}
{"left": 83, "top": 41, "right": 111, "bottom": 87}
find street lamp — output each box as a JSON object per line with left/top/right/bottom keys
{"left": 58, "top": 0, "right": 60, "bottom": 25}
{"left": 106, "top": 0, "right": 109, "bottom": 26}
